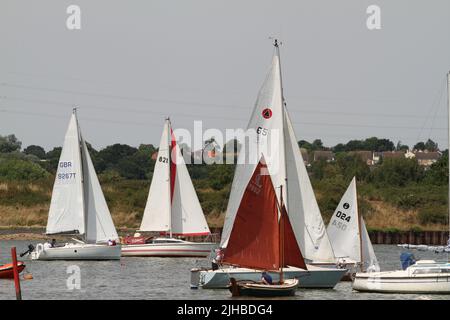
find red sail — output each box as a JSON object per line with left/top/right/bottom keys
{"left": 169, "top": 127, "right": 177, "bottom": 204}
{"left": 223, "top": 161, "right": 281, "bottom": 271}
{"left": 281, "top": 205, "right": 307, "bottom": 269}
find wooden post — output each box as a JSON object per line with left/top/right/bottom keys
{"left": 11, "top": 247, "right": 22, "bottom": 300}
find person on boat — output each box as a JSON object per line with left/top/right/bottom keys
{"left": 43, "top": 241, "right": 52, "bottom": 250}
{"left": 211, "top": 248, "right": 224, "bottom": 270}
{"left": 50, "top": 239, "right": 57, "bottom": 248}
{"left": 261, "top": 271, "right": 273, "bottom": 285}
{"left": 400, "top": 252, "right": 416, "bottom": 270}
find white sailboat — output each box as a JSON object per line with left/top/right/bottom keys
{"left": 353, "top": 71, "right": 450, "bottom": 293}
{"left": 326, "top": 177, "right": 379, "bottom": 279}
{"left": 190, "top": 40, "right": 346, "bottom": 289}
{"left": 30, "top": 109, "right": 121, "bottom": 260}
{"left": 121, "top": 119, "right": 217, "bottom": 257}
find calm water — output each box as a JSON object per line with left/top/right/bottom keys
{"left": 1, "top": 240, "right": 449, "bottom": 300}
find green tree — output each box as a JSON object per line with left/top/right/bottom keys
{"left": 370, "top": 158, "right": 424, "bottom": 187}
{"left": 335, "top": 153, "right": 370, "bottom": 181}
{"left": 414, "top": 142, "right": 426, "bottom": 151}
{"left": 424, "top": 139, "right": 438, "bottom": 152}
{"left": 0, "top": 159, "right": 50, "bottom": 181}
{"left": 0, "top": 134, "right": 22, "bottom": 153}
{"left": 24, "top": 145, "right": 46, "bottom": 159}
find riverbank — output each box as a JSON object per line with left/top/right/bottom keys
{"left": 1, "top": 226, "right": 448, "bottom": 245}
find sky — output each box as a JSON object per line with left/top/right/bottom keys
{"left": 0, "top": 0, "right": 449, "bottom": 151}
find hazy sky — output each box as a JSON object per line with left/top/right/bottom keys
{"left": 1, "top": 0, "right": 449, "bottom": 151}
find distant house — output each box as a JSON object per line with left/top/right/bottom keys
{"left": 300, "top": 148, "right": 310, "bottom": 165}
{"left": 373, "top": 152, "right": 382, "bottom": 165}
{"left": 381, "top": 151, "right": 406, "bottom": 160}
{"left": 414, "top": 151, "right": 441, "bottom": 166}
{"left": 313, "top": 150, "right": 334, "bottom": 162}
{"left": 349, "top": 151, "right": 374, "bottom": 166}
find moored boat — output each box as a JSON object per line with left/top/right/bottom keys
{"left": 353, "top": 260, "right": 450, "bottom": 294}
{"left": 29, "top": 109, "right": 121, "bottom": 261}
{"left": 121, "top": 118, "right": 217, "bottom": 257}
{"left": 353, "top": 71, "right": 450, "bottom": 294}
{"left": 229, "top": 278, "right": 298, "bottom": 297}
{"left": 0, "top": 262, "right": 25, "bottom": 279}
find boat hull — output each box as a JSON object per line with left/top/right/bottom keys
{"left": 30, "top": 243, "right": 121, "bottom": 260}
{"left": 121, "top": 242, "right": 218, "bottom": 257}
{"left": 0, "top": 262, "right": 26, "bottom": 279}
{"left": 229, "top": 278, "right": 298, "bottom": 297}
{"left": 190, "top": 265, "right": 347, "bottom": 289}
{"left": 353, "top": 272, "right": 450, "bottom": 294}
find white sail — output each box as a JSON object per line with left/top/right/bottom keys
{"left": 360, "top": 215, "right": 380, "bottom": 272}
{"left": 46, "top": 113, "right": 85, "bottom": 235}
{"left": 140, "top": 119, "right": 210, "bottom": 236}
{"left": 221, "top": 48, "right": 285, "bottom": 247}
{"left": 284, "top": 109, "right": 335, "bottom": 262}
{"left": 139, "top": 121, "right": 171, "bottom": 232}
{"left": 326, "top": 177, "right": 361, "bottom": 262}
{"left": 327, "top": 177, "right": 379, "bottom": 271}
{"left": 82, "top": 137, "right": 119, "bottom": 243}
{"left": 171, "top": 136, "right": 210, "bottom": 236}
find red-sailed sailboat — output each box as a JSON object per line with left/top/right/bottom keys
{"left": 226, "top": 159, "right": 301, "bottom": 297}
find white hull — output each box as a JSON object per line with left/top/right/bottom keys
{"left": 31, "top": 243, "right": 121, "bottom": 260}
{"left": 190, "top": 265, "right": 347, "bottom": 289}
{"left": 121, "top": 241, "right": 217, "bottom": 257}
{"left": 353, "top": 272, "right": 450, "bottom": 294}
{"left": 353, "top": 262, "right": 450, "bottom": 294}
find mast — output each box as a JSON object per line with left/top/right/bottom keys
{"left": 279, "top": 185, "right": 285, "bottom": 284}
{"left": 73, "top": 107, "right": 87, "bottom": 242}
{"left": 274, "top": 39, "right": 288, "bottom": 211}
{"left": 167, "top": 117, "right": 173, "bottom": 239}
{"left": 355, "top": 178, "right": 363, "bottom": 272}
{"left": 447, "top": 72, "right": 450, "bottom": 241}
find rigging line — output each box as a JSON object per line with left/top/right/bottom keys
{"left": 0, "top": 108, "right": 163, "bottom": 127}
{"left": 0, "top": 82, "right": 248, "bottom": 110}
{"left": 0, "top": 106, "right": 447, "bottom": 131}
{"left": 426, "top": 79, "right": 447, "bottom": 141}
{"left": 0, "top": 82, "right": 439, "bottom": 119}
{"left": 416, "top": 76, "right": 447, "bottom": 143}
{"left": 2, "top": 94, "right": 443, "bottom": 120}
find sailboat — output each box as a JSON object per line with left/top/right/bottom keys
{"left": 352, "top": 72, "right": 450, "bottom": 293}
{"left": 30, "top": 109, "right": 121, "bottom": 260}
{"left": 326, "top": 177, "right": 379, "bottom": 280}
{"left": 121, "top": 118, "right": 217, "bottom": 257}
{"left": 190, "top": 40, "right": 346, "bottom": 289}
{"left": 227, "top": 159, "right": 299, "bottom": 297}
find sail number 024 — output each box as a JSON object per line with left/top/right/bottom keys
{"left": 336, "top": 211, "right": 351, "bottom": 222}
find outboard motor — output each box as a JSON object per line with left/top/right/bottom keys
{"left": 400, "top": 252, "right": 416, "bottom": 270}
{"left": 20, "top": 244, "right": 35, "bottom": 257}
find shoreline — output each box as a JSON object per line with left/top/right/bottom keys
{"left": 0, "top": 226, "right": 448, "bottom": 245}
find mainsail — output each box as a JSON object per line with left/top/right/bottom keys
{"left": 223, "top": 160, "right": 306, "bottom": 270}
{"left": 46, "top": 113, "right": 84, "bottom": 235}
{"left": 139, "top": 119, "right": 210, "bottom": 236}
{"left": 326, "top": 177, "right": 379, "bottom": 271}
{"left": 46, "top": 110, "right": 119, "bottom": 243}
{"left": 220, "top": 41, "right": 335, "bottom": 262}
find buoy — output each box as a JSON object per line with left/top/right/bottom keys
{"left": 23, "top": 273, "right": 33, "bottom": 280}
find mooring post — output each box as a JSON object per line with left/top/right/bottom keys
{"left": 11, "top": 247, "right": 22, "bottom": 300}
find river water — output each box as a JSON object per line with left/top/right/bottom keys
{"left": 0, "top": 240, "right": 449, "bottom": 300}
